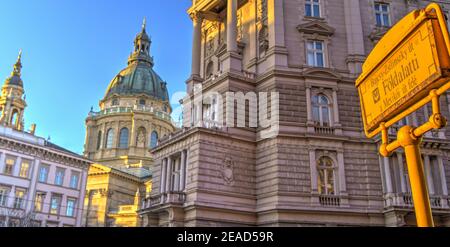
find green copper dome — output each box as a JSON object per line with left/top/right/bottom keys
{"left": 105, "top": 63, "right": 169, "bottom": 101}
{"left": 104, "top": 19, "right": 169, "bottom": 101}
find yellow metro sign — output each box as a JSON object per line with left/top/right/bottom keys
{"left": 356, "top": 4, "right": 450, "bottom": 138}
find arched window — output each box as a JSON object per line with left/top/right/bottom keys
{"left": 139, "top": 99, "right": 146, "bottom": 106}
{"left": 317, "top": 156, "right": 335, "bottom": 195}
{"left": 150, "top": 131, "right": 158, "bottom": 148}
{"left": 119, "top": 128, "right": 129, "bottom": 148}
{"left": 96, "top": 131, "right": 102, "bottom": 150}
{"left": 136, "top": 127, "right": 147, "bottom": 148}
{"left": 10, "top": 109, "right": 19, "bottom": 126}
{"left": 312, "top": 94, "right": 331, "bottom": 127}
{"left": 105, "top": 129, "right": 115, "bottom": 149}
{"left": 112, "top": 99, "right": 119, "bottom": 106}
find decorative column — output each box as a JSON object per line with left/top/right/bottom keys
{"left": 397, "top": 153, "right": 408, "bottom": 193}
{"left": 438, "top": 157, "right": 448, "bottom": 196}
{"left": 180, "top": 150, "right": 187, "bottom": 192}
{"left": 332, "top": 90, "right": 340, "bottom": 125}
{"left": 423, "top": 155, "right": 435, "bottom": 195}
{"left": 191, "top": 12, "right": 204, "bottom": 77}
{"left": 227, "top": 0, "right": 238, "bottom": 53}
{"left": 309, "top": 149, "right": 318, "bottom": 192}
{"left": 337, "top": 151, "right": 347, "bottom": 194}
{"left": 383, "top": 157, "right": 393, "bottom": 193}
{"left": 306, "top": 87, "right": 312, "bottom": 124}
{"left": 165, "top": 157, "right": 172, "bottom": 193}
{"left": 160, "top": 158, "right": 167, "bottom": 193}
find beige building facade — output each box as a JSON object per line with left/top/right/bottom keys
{"left": 0, "top": 52, "right": 92, "bottom": 227}
{"left": 139, "top": 0, "right": 450, "bottom": 226}
{"left": 83, "top": 20, "right": 175, "bottom": 227}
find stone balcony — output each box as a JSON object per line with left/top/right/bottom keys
{"left": 319, "top": 195, "right": 341, "bottom": 207}
{"left": 142, "top": 192, "right": 186, "bottom": 210}
{"left": 87, "top": 105, "right": 175, "bottom": 124}
{"left": 384, "top": 193, "right": 450, "bottom": 210}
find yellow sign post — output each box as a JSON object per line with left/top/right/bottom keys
{"left": 356, "top": 3, "right": 450, "bottom": 227}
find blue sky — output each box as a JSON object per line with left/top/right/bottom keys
{"left": 0, "top": 0, "right": 192, "bottom": 154}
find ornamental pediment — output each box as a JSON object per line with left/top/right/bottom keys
{"left": 297, "top": 20, "right": 335, "bottom": 37}
{"left": 303, "top": 67, "right": 342, "bottom": 80}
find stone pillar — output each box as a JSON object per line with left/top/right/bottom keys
{"left": 160, "top": 159, "right": 167, "bottom": 193}
{"left": 227, "top": 0, "right": 238, "bottom": 53}
{"left": 423, "top": 155, "right": 435, "bottom": 195}
{"left": 191, "top": 13, "right": 204, "bottom": 77}
{"left": 166, "top": 157, "right": 172, "bottom": 193}
{"left": 306, "top": 87, "right": 313, "bottom": 124}
{"left": 332, "top": 90, "right": 340, "bottom": 125}
{"left": 309, "top": 149, "right": 318, "bottom": 192}
{"left": 14, "top": 157, "right": 22, "bottom": 178}
{"left": 26, "top": 159, "right": 40, "bottom": 212}
{"left": 397, "top": 153, "right": 408, "bottom": 193}
{"left": 383, "top": 157, "right": 393, "bottom": 193}
{"left": 180, "top": 150, "right": 187, "bottom": 191}
{"left": 438, "top": 157, "right": 448, "bottom": 196}
{"left": 343, "top": 0, "right": 365, "bottom": 74}
{"left": 267, "top": 0, "right": 288, "bottom": 67}
{"left": 0, "top": 152, "right": 5, "bottom": 176}
{"left": 337, "top": 151, "right": 347, "bottom": 194}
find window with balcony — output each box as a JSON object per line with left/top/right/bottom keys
{"left": 38, "top": 164, "right": 50, "bottom": 183}
{"left": 13, "top": 188, "right": 26, "bottom": 209}
{"left": 50, "top": 194, "right": 62, "bottom": 215}
{"left": 54, "top": 168, "right": 65, "bottom": 186}
{"left": 69, "top": 172, "right": 80, "bottom": 189}
{"left": 306, "top": 40, "right": 325, "bottom": 67}
{"left": 305, "top": 0, "right": 321, "bottom": 18}
{"left": 34, "top": 192, "right": 46, "bottom": 212}
{"left": 0, "top": 186, "right": 10, "bottom": 207}
{"left": 374, "top": 2, "right": 391, "bottom": 27}
{"left": 105, "top": 128, "right": 115, "bottom": 149}
{"left": 317, "top": 156, "right": 335, "bottom": 195}
{"left": 4, "top": 156, "right": 16, "bottom": 176}
{"left": 312, "top": 94, "right": 331, "bottom": 127}
{"left": 66, "top": 198, "right": 76, "bottom": 217}
{"left": 119, "top": 128, "right": 129, "bottom": 148}
{"left": 19, "top": 160, "right": 31, "bottom": 178}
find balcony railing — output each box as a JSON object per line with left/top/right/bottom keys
{"left": 319, "top": 195, "right": 341, "bottom": 207}
{"left": 88, "top": 105, "right": 173, "bottom": 123}
{"left": 384, "top": 193, "right": 449, "bottom": 209}
{"left": 142, "top": 192, "right": 186, "bottom": 209}
{"left": 314, "top": 126, "right": 335, "bottom": 135}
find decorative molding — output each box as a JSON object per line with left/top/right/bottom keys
{"left": 220, "top": 156, "right": 235, "bottom": 185}
{"left": 297, "top": 20, "right": 335, "bottom": 37}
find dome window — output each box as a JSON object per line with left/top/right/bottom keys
{"left": 139, "top": 99, "right": 146, "bottom": 106}
{"left": 112, "top": 99, "right": 119, "bottom": 106}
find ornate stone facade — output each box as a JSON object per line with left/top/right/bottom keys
{"left": 139, "top": 0, "right": 450, "bottom": 227}
{"left": 83, "top": 20, "right": 176, "bottom": 227}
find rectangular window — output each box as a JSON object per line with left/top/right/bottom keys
{"left": 19, "top": 160, "right": 31, "bottom": 178}
{"left": 66, "top": 199, "right": 76, "bottom": 217}
{"left": 69, "top": 172, "right": 80, "bottom": 189}
{"left": 34, "top": 192, "right": 46, "bottom": 212}
{"left": 54, "top": 168, "right": 65, "bottom": 186}
{"left": 38, "top": 164, "right": 50, "bottom": 183}
{"left": 0, "top": 186, "right": 11, "bottom": 207}
{"left": 50, "top": 194, "right": 62, "bottom": 215}
{"left": 13, "top": 188, "right": 26, "bottom": 209}
{"left": 4, "top": 156, "right": 16, "bottom": 176}
{"left": 307, "top": 40, "right": 325, "bottom": 67}
{"left": 305, "top": 0, "right": 320, "bottom": 17}
{"left": 375, "top": 2, "right": 391, "bottom": 27}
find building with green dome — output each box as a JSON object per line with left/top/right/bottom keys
{"left": 82, "top": 19, "right": 176, "bottom": 227}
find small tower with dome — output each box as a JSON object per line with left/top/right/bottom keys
{"left": 0, "top": 50, "right": 27, "bottom": 131}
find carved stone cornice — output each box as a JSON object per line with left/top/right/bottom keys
{"left": 297, "top": 20, "right": 335, "bottom": 37}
